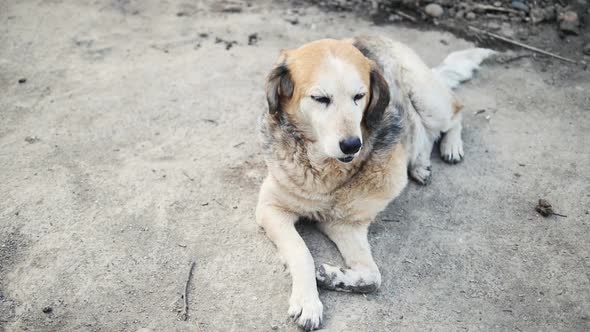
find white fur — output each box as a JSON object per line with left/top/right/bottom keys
{"left": 433, "top": 48, "right": 496, "bottom": 89}
{"left": 301, "top": 56, "right": 367, "bottom": 160}
{"left": 360, "top": 38, "right": 495, "bottom": 181}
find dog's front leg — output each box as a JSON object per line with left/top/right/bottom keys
{"left": 257, "top": 205, "right": 323, "bottom": 331}
{"left": 315, "top": 222, "right": 381, "bottom": 293}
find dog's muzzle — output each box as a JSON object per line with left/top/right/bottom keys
{"left": 338, "top": 137, "right": 361, "bottom": 163}
{"left": 338, "top": 156, "right": 354, "bottom": 163}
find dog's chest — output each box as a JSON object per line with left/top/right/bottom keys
{"left": 297, "top": 163, "right": 404, "bottom": 223}
{"left": 269, "top": 144, "right": 408, "bottom": 224}
{"left": 311, "top": 187, "right": 391, "bottom": 223}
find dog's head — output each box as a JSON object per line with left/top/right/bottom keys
{"left": 266, "top": 39, "right": 390, "bottom": 163}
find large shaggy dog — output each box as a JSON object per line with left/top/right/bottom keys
{"left": 256, "top": 35, "right": 494, "bottom": 330}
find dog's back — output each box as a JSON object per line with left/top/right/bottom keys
{"left": 352, "top": 35, "right": 494, "bottom": 183}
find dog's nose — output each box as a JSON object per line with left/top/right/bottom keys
{"left": 339, "top": 137, "right": 362, "bottom": 155}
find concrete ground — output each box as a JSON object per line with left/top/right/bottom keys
{"left": 1, "top": 0, "right": 589, "bottom": 331}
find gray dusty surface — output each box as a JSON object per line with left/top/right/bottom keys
{"left": 1, "top": 1, "right": 589, "bottom": 331}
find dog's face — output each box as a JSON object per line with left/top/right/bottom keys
{"left": 266, "top": 39, "right": 390, "bottom": 163}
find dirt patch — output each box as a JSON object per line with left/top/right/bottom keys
{"left": 223, "top": 158, "right": 267, "bottom": 190}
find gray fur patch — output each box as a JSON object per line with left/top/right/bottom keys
{"left": 354, "top": 37, "right": 404, "bottom": 155}
{"left": 369, "top": 101, "right": 404, "bottom": 154}
{"left": 352, "top": 39, "right": 384, "bottom": 72}
{"left": 258, "top": 109, "right": 304, "bottom": 157}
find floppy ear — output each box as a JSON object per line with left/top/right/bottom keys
{"left": 364, "top": 66, "right": 390, "bottom": 129}
{"left": 265, "top": 63, "right": 294, "bottom": 114}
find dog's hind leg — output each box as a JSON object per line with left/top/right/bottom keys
{"left": 405, "top": 110, "right": 437, "bottom": 185}
{"left": 408, "top": 123, "right": 436, "bottom": 185}
{"left": 440, "top": 113, "right": 464, "bottom": 164}
{"left": 257, "top": 203, "right": 323, "bottom": 331}
{"left": 315, "top": 222, "right": 381, "bottom": 293}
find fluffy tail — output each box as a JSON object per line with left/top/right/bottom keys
{"left": 432, "top": 48, "right": 496, "bottom": 89}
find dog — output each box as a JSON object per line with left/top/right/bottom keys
{"left": 256, "top": 35, "right": 494, "bottom": 330}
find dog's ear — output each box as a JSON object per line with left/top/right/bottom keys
{"left": 266, "top": 63, "right": 294, "bottom": 114}
{"left": 364, "top": 66, "right": 390, "bottom": 129}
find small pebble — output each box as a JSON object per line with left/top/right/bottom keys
{"left": 25, "top": 136, "right": 40, "bottom": 144}
{"left": 487, "top": 22, "right": 501, "bottom": 31}
{"left": 18, "top": 78, "right": 27, "bottom": 84}
{"left": 248, "top": 33, "right": 258, "bottom": 46}
{"left": 388, "top": 14, "right": 401, "bottom": 22}
{"left": 221, "top": 5, "right": 242, "bottom": 13}
{"left": 530, "top": 8, "right": 545, "bottom": 24}
{"left": 425, "top": 3, "right": 444, "bottom": 18}
{"left": 501, "top": 22, "right": 515, "bottom": 37}
{"left": 559, "top": 11, "right": 580, "bottom": 35}
{"left": 42, "top": 306, "right": 53, "bottom": 314}
{"left": 466, "top": 12, "right": 476, "bottom": 20}
{"left": 511, "top": 1, "right": 529, "bottom": 13}
{"left": 584, "top": 44, "right": 590, "bottom": 56}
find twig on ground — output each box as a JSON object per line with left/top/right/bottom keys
{"left": 150, "top": 45, "right": 169, "bottom": 53}
{"left": 182, "top": 171, "right": 195, "bottom": 182}
{"left": 475, "top": 109, "right": 486, "bottom": 115}
{"left": 201, "top": 118, "right": 218, "bottom": 125}
{"left": 535, "top": 199, "right": 567, "bottom": 218}
{"left": 212, "top": 199, "right": 228, "bottom": 208}
{"left": 395, "top": 10, "right": 416, "bottom": 22}
{"left": 483, "top": 13, "right": 509, "bottom": 20}
{"left": 473, "top": 4, "right": 519, "bottom": 15}
{"left": 233, "top": 142, "right": 245, "bottom": 148}
{"left": 467, "top": 26, "right": 580, "bottom": 65}
{"left": 181, "top": 261, "right": 196, "bottom": 321}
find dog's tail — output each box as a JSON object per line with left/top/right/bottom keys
{"left": 432, "top": 48, "right": 496, "bottom": 89}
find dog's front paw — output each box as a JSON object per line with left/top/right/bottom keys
{"left": 288, "top": 292, "right": 323, "bottom": 331}
{"left": 316, "top": 263, "right": 344, "bottom": 290}
{"left": 409, "top": 165, "right": 431, "bottom": 185}
{"left": 316, "top": 263, "right": 381, "bottom": 293}
{"left": 440, "top": 136, "right": 464, "bottom": 164}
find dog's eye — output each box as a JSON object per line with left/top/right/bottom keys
{"left": 311, "top": 95, "right": 331, "bottom": 105}
{"left": 353, "top": 93, "right": 365, "bottom": 102}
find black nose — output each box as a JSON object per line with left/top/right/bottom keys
{"left": 339, "top": 137, "right": 362, "bottom": 155}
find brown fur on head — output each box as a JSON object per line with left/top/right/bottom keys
{"left": 265, "top": 39, "right": 390, "bottom": 162}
